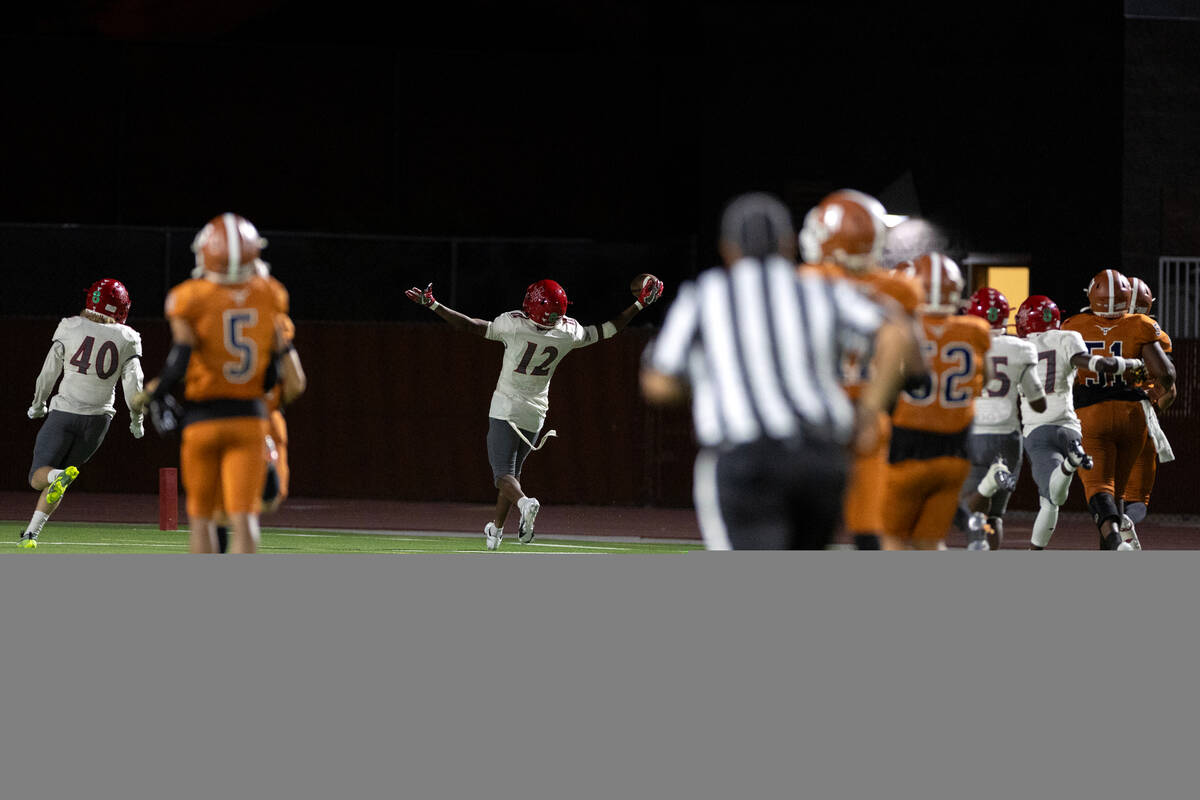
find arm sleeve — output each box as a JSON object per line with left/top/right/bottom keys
{"left": 32, "top": 341, "right": 65, "bottom": 407}
{"left": 484, "top": 313, "right": 511, "bottom": 343}
{"left": 1016, "top": 346, "right": 1045, "bottom": 401}
{"left": 121, "top": 355, "right": 145, "bottom": 417}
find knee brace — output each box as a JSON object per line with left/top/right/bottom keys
{"left": 1088, "top": 492, "right": 1120, "bottom": 530}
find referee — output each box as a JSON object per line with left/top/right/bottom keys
{"left": 640, "top": 192, "right": 906, "bottom": 549}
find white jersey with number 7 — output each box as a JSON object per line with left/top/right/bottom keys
{"left": 1020, "top": 328, "right": 1087, "bottom": 435}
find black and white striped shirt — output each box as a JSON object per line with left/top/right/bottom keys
{"left": 646, "top": 255, "right": 885, "bottom": 448}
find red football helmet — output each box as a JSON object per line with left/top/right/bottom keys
{"left": 1129, "top": 277, "right": 1154, "bottom": 315}
{"left": 902, "top": 252, "right": 963, "bottom": 314}
{"left": 523, "top": 279, "right": 569, "bottom": 327}
{"left": 798, "top": 188, "right": 888, "bottom": 272}
{"left": 965, "top": 287, "right": 1010, "bottom": 330}
{"left": 84, "top": 278, "right": 131, "bottom": 324}
{"left": 1085, "top": 269, "right": 1131, "bottom": 318}
{"left": 191, "top": 213, "right": 267, "bottom": 284}
{"left": 1015, "top": 295, "right": 1061, "bottom": 337}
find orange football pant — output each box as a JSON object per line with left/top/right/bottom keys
{"left": 181, "top": 417, "right": 270, "bottom": 518}
{"left": 883, "top": 455, "right": 970, "bottom": 548}
{"left": 1076, "top": 401, "right": 1148, "bottom": 501}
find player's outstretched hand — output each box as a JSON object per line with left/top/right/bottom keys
{"left": 405, "top": 282, "right": 437, "bottom": 307}
{"left": 27, "top": 403, "right": 46, "bottom": 419}
{"left": 638, "top": 277, "right": 665, "bottom": 307}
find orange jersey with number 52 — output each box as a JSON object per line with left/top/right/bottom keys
{"left": 891, "top": 313, "right": 991, "bottom": 435}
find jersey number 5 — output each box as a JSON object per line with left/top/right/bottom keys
{"left": 223, "top": 309, "right": 259, "bottom": 383}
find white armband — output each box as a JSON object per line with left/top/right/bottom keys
{"left": 428, "top": 300, "right": 440, "bottom": 311}
{"left": 601, "top": 321, "right": 618, "bottom": 339}
{"left": 633, "top": 300, "right": 645, "bottom": 311}
{"left": 1088, "top": 355, "right": 1103, "bottom": 373}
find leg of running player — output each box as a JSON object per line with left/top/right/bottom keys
{"left": 22, "top": 413, "right": 109, "bottom": 547}
{"left": 910, "top": 457, "right": 970, "bottom": 550}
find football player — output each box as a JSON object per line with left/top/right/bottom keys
{"left": 1119, "top": 277, "right": 1174, "bottom": 547}
{"left": 1018, "top": 291, "right": 1147, "bottom": 549}
{"left": 881, "top": 253, "right": 991, "bottom": 550}
{"left": 212, "top": 261, "right": 305, "bottom": 552}
{"left": 955, "top": 287, "right": 1047, "bottom": 550}
{"left": 1062, "top": 270, "right": 1174, "bottom": 549}
{"left": 406, "top": 275, "right": 664, "bottom": 551}
{"left": 796, "top": 189, "right": 929, "bottom": 550}
{"left": 133, "top": 213, "right": 304, "bottom": 553}
{"left": 20, "top": 279, "right": 145, "bottom": 549}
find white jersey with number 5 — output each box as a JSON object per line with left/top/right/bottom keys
{"left": 38, "top": 316, "right": 143, "bottom": 417}
{"left": 972, "top": 332, "right": 1041, "bottom": 434}
{"left": 1020, "top": 328, "right": 1087, "bottom": 435}
{"left": 486, "top": 311, "right": 600, "bottom": 432}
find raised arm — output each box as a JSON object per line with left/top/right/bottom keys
{"left": 596, "top": 275, "right": 666, "bottom": 342}
{"left": 405, "top": 282, "right": 489, "bottom": 337}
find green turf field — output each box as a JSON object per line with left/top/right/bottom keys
{"left": 3, "top": 522, "right": 705, "bottom": 554}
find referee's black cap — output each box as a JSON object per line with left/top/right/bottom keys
{"left": 719, "top": 192, "right": 795, "bottom": 260}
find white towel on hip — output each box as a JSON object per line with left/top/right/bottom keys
{"left": 1140, "top": 399, "right": 1174, "bottom": 463}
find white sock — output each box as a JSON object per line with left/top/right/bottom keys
{"left": 1031, "top": 497, "right": 1059, "bottom": 548}
{"left": 977, "top": 472, "right": 998, "bottom": 498}
{"left": 27, "top": 510, "right": 50, "bottom": 536}
{"left": 1049, "top": 463, "right": 1075, "bottom": 506}
{"left": 46, "top": 468, "right": 63, "bottom": 484}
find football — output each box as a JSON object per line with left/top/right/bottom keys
{"left": 631, "top": 273, "right": 658, "bottom": 299}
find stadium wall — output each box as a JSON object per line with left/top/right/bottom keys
{"left": 3, "top": 319, "right": 1195, "bottom": 514}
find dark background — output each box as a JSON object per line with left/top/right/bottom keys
{"left": 2, "top": 1, "right": 1198, "bottom": 510}
{"left": 3, "top": 2, "right": 1131, "bottom": 307}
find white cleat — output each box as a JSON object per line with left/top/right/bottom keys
{"left": 980, "top": 457, "right": 1016, "bottom": 495}
{"left": 966, "top": 539, "right": 991, "bottom": 551}
{"left": 1116, "top": 541, "right": 1136, "bottom": 551}
{"left": 1119, "top": 514, "right": 1142, "bottom": 550}
{"left": 518, "top": 497, "right": 540, "bottom": 544}
{"left": 485, "top": 522, "right": 503, "bottom": 551}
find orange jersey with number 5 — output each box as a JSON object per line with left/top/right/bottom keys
{"left": 891, "top": 313, "right": 991, "bottom": 434}
{"left": 165, "top": 275, "right": 287, "bottom": 403}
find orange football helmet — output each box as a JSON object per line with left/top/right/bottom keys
{"left": 1085, "top": 269, "right": 1131, "bottom": 318}
{"left": 798, "top": 189, "right": 888, "bottom": 272}
{"left": 191, "top": 213, "right": 268, "bottom": 284}
{"left": 899, "top": 252, "right": 963, "bottom": 315}
{"left": 1128, "top": 276, "right": 1154, "bottom": 315}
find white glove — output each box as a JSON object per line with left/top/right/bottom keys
{"left": 27, "top": 403, "right": 46, "bottom": 419}
{"left": 130, "top": 415, "right": 145, "bottom": 439}
{"left": 1116, "top": 357, "right": 1144, "bottom": 374}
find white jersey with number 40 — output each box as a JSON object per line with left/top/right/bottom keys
{"left": 1020, "top": 328, "right": 1088, "bottom": 435}
{"left": 485, "top": 311, "right": 600, "bottom": 432}
{"left": 40, "top": 315, "right": 143, "bottom": 416}
{"left": 972, "top": 332, "right": 1040, "bottom": 435}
